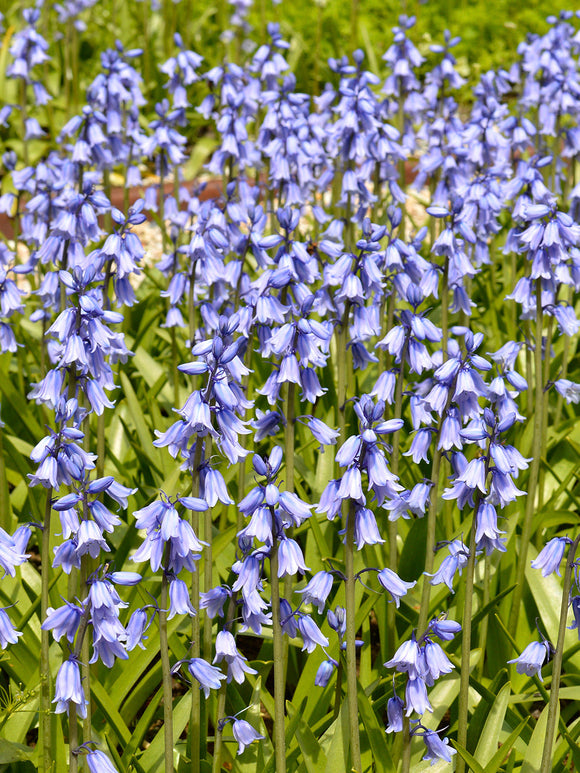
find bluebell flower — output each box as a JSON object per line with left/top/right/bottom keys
{"left": 0, "top": 608, "right": 22, "bottom": 649}
{"left": 173, "top": 657, "right": 226, "bottom": 698}
{"left": 41, "top": 600, "right": 83, "bottom": 643}
{"left": 429, "top": 539, "right": 469, "bottom": 592}
{"left": 428, "top": 617, "right": 461, "bottom": 641}
{"left": 296, "top": 571, "right": 333, "bottom": 614}
{"left": 53, "top": 656, "right": 87, "bottom": 717}
{"left": 125, "top": 608, "right": 151, "bottom": 651}
{"left": 385, "top": 689, "right": 405, "bottom": 733}
{"left": 568, "top": 597, "right": 580, "bottom": 637}
{"left": 315, "top": 659, "right": 338, "bottom": 687}
{"left": 86, "top": 749, "right": 119, "bottom": 773}
{"left": 377, "top": 568, "right": 416, "bottom": 607}
{"left": 421, "top": 729, "right": 457, "bottom": 765}
{"left": 168, "top": 578, "right": 196, "bottom": 619}
{"left": 554, "top": 379, "right": 580, "bottom": 404}
{"left": 214, "top": 630, "right": 257, "bottom": 684}
{"left": 531, "top": 537, "right": 571, "bottom": 577}
{"left": 327, "top": 606, "right": 346, "bottom": 640}
{"left": 200, "top": 585, "right": 231, "bottom": 618}
{"left": 385, "top": 636, "right": 421, "bottom": 678}
{"left": 508, "top": 640, "right": 550, "bottom": 681}
{"left": 297, "top": 614, "right": 329, "bottom": 653}
{"left": 423, "top": 640, "right": 454, "bottom": 682}
{"left": 232, "top": 718, "right": 265, "bottom": 755}
{"left": 405, "top": 677, "right": 432, "bottom": 716}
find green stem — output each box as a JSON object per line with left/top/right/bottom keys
{"left": 345, "top": 501, "right": 361, "bottom": 772}
{"left": 0, "top": 426, "right": 10, "bottom": 532}
{"left": 203, "top": 439, "right": 213, "bottom": 663}
{"left": 269, "top": 525, "right": 287, "bottom": 773}
{"left": 212, "top": 685, "right": 228, "bottom": 773}
{"left": 40, "top": 488, "right": 53, "bottom": 773}
{"left": 537, "top": 315, "right": 553, "bottom": 515}
{"left": 387, "top": 346, "right": 406, "bottom": 654}
{"left": 336, "top": 303, "right": 351, "bottom": 442}
{"left": 212, "top": 597, "right": 236, "bottom": 773}
{"left": 332, "top": 658, "right": 344, "bottom": 720}
{"left": 477, "top": 555, "right": 491, "bottom": 681}
{"left": 68, "top": 599, "right": 92, "bottom": 771}
{"left": 555, "top": 287, "right": 574, "bottom": 425}
{"left": 160, "top": 569, "right": 175, "bottom": 773}
{"left": 282, "top": 381, "right": 295, "bottom": 686}
{"left": 539, "top": 536, "right": 580, "bottom": 773}
{"left": 69, "top": 705, "right": 79, "bottom": 773}
{"left": 441, "top": 256, "right": 449, "bottom": 360}
{"left": 509, "top": 286, "right": 544, "bottom": 637}
{"left": 189, "top": 442, "right": 204, "bottom": 773}
{"left": 80, "top": 557, "right": 92, "bottom": 746}
{"left": 456, "top": 501, "right": 481, "bottom": 773}
{"left": 416, "top": 445, "right": 444, "bottom": 637}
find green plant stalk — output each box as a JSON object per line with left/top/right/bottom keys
{"left": 441, "top": 256, "right": 449, "bottom": 359}
{"left": 69, "top": 705, "right": 79, "bottom": 773}
{"left": 189, "top": 442, "right": 204, "bottom": 773}
{"left": 345, "top": 500, "right": 361, "bottom": 773}
{"left": 0, "top": 425, "right": 10, "bottom": 531}
{"left": 40, "top": 488, "right": 53, "bottom": 773}
{"left": 401, "top": 718, "right": 412, "bottom": 773}
{"left": 20, "top": 79, "right": 29, "bottom": 166}
{"left": 80, "top": 558, "right": 92, "bottom": 746}
{"left": 555, "top": 287, "right": 574, "bottom": 425}
{"left": 68, "top": 598, "right": 92, "bottom": 771}
{"left": 160, "top": 569, "right": 175, "bottom": 773}
{"left": 269, "top": 524, "right": 287, "bottom": 773}
{"left": 509, "top": 287, "right": 544, "bottom": 637}
{"left": 314, "top": 2, "right": 322, "bottom": 94}
{"left": 456, "top": 499, "right": 481, "bottom": 773}
{"left": 415, "top": 430, "right": 448, "bottom": 637}
{"left": 282, "top": 381, "right": 296, "bottom": 686}
{"left": 203, "top": 439, "right": 213, "bottom": 663}
{"left": 525, "top": 319, "right": 533, "bottom": 418}
{"left": 212, "top": 685, "right": 228, "bottom": 773}
{"left": 387, "top": 346, "right": 406, "bottom": 654}
{"left": 537, "top": 315, "right": 553, "bottom": 515}
{"left": 332, "top": 658, "right": 344, "bottom": 720}
{"left": 349, "top": 0, "right": 359, "bottom": 50}
{"left": 336, "top": 303, "right": 351, "bottom": 442}
{"left": 540, "top": 535, "right": 580, "bottom": 773}
{"left": 211, "top": 596, "right": 236, "bottom": 773}
{"left": 397, "top": 99, "right": 406, "bottom": 242}
{"left": 477, "top": 555, "right": 491, "bottom": 680}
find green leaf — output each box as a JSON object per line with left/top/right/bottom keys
{"left": 121, "top": 686, "right": 163, "bottom": 771}
{"left": 475, "top": 683, "right": 511, "bottom": 766}
{"left": 91, "top": 679, "right": 131, "bottom": 748}
{"left": 483, "top": 718, "right": 528, "bottom": 773}
{"left": 322, "top": 702, "right": 349, "bottom": 773}
{"left": 288, "top": 700, "right": 328, "bottom": 773}
{"left": 451, "top": 741, "right": 485, "bottom": 773}
{"left": 521, "top": 702, "right": 559, "bottom": 773}
{"left": 0, "top": 738, "right": 36, "bottom": 764}
{"left": 357, "top": 686, "right": 395, "bottom": 773}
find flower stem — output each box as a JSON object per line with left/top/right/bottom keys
{"left": 160, "top": 569, "right": 174, "bottom": 773}
{"left": 539, "top": 535, "right": 580, "bottom": 773}
{"left": 40, "top": 488, "right": 53, "bottom": 773}
{"left": 345, "top": 501, "right": 361, "bottom": 772}
{"left": 387, "top": 347, "right": 406, "bottom": 654}
{"left": 456, "top": 500, "right": 481, "bottom": 773}
{"left": 416, "top": 445, "right": 444, "bottom": 637}
{"left": 189, "top": 442, "right": 204, "bottom": 773}
{"left": 269, "top": 526, "right": 287, "bottom": 773}
{"left": 509, "top": 286, "right": 544, "bottom": 637}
